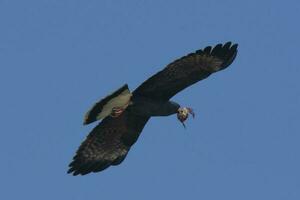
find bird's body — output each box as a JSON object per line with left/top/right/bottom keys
{"left": 129, "top": 96, "right": 180, "bottom": 117}
{"left": 68, "top": 42, "right": 238, "bottom": 175}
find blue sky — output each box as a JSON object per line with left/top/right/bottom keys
{"left": 1, "top": 0, "right": 299, "bottom": 199}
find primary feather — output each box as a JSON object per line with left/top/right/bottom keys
{"left": 133, "top": 42, "right": 237, "bottom": 100}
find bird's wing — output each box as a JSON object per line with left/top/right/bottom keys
{"left": 68, "top": 111, "right": 149, "bottom": 175}
{"left": 83, "top": 84, "right": 132, "bottom": 125}
{"left": 133, "top": 42, "right": 238, "bottom": 100}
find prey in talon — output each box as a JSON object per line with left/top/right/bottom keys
{"left": 177, "top": 107, "right": 195, "bottom": 128}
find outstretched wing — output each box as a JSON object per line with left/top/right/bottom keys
{"left": 68, "top": 111, "right": 149, "bottom": 176}
{"left": 133, "top": 42, "right": 238, "bottom": 100}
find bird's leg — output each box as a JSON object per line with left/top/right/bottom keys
{"left": 110, "top": 101, "right": 131, "bottom": 118}
{"left": 110, "top": 107, "right": 125, "bottom": 117}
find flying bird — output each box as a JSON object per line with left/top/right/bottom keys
{"left": 68, "top": 42, "right": 238, "bottom": 175}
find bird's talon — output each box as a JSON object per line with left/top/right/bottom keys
{"left": 110, "top": 107, "right": 124, "bottom": 117}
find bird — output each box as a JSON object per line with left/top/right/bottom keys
{"left": 68, "top": 42, "right": 238, "bottom": 175}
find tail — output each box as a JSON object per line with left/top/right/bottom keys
{"left": 83, "top": 84, "right": 132, "bottom": 125}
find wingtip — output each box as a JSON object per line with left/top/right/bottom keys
{"left": 231, "top": 43, "right": 238, "bottom": 51}
{"left": 67, "top": 168, "right": 76, "bottom": 175}
{"left": 223, "top": 41, "right": 238, "bottom": 48}
{"left": 67, "top": 167, "right": 84, "bottom": 176}
{"left": 203, "top": 46, "right": 212, "bottom": 54}
{"left": 223, "top": 42, "right": 232, "bottom": 50}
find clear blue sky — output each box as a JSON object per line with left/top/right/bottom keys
{"left": 1, "top": 0, "right": 299, "bottom": 199}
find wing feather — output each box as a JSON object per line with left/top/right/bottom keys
{"left": 68, "top": 111, "right": 149, "bottom": 175}
{"left": 133, "top": 42, "right": 238, "bottom": 100}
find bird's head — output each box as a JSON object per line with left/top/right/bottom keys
{"left": 177, "top": 107, "right": 195, "bottom": 128}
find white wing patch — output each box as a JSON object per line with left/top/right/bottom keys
{"left": 84, "top": 87, "right": 132, "bottom": 123}
{"left": 96, "top": 89, "right": 132, "bottom": 120}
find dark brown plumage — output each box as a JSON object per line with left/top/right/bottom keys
{"left": 68, "top": 42, "right": 238, "bottom": 175}
{"left": 134, "top": 42, "right": 238, "bottom": 100}
{"left": 68, "top": 112, "right": 149, "bottom": 175}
